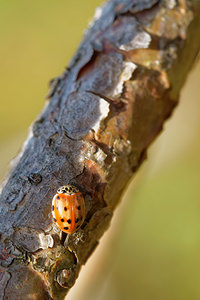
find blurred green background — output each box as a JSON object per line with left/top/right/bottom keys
{"left": 0, "top": 1, "right": 200, "bottom": 300}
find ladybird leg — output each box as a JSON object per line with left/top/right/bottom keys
{"left": 59, "top": 230, "right": 63, "bottom": 242}
{"left": 60, "top": 231, "right": 68, "bottom": 245}
{"left": 63, "top": 234, "right": 70, "bottom": 248}
{"left": 63, "top": 239, "right": 79, "bottom": 265}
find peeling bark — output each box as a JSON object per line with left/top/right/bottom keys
{"left": 0, "top": 0, "right": 200, "bottom": 299}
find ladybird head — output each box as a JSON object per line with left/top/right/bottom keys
{"left": 57, "top": 185, "right": 79, "bottom": 195}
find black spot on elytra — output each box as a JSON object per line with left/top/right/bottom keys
{"left": 67, "top": 219, "right": 71, "bottom": 224}
{"left": 61, "top": 218, "right": 64, "bottom": 222}
{"left": 57, "top": 196, "right": 60, "bottom": 200}
{"left": 64, "top": 227, "right": 69, "bottom": 230}
{"left": 64, "top": 207, "right": 67, "bottom": 211}
{"left": 75, "top": 218, "right": 79, "bottom": 223}
{"left": 77, "top": 206, "right": 81, "bottom": 210}
{"left": 52, "top": 205, "right": 54, "bottom": 211}
{"left": 54, "top": 218, "right": 57, "bottom": 223}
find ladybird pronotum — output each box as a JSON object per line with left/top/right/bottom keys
{"left": 52, "top": 185, "right": 85, "bottom": 234}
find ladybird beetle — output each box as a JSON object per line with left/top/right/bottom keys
{"left": 52, "top": 185, "right": 85, "bottom": 234}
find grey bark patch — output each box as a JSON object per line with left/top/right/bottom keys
{"left": 12, "top": 227, "right": 53, "bottom": 252}
{"left": 0, "top": 270, "right": 11, "bottom": 299}
{"left": 62, "top": 92, "right": 102, "bottom": 140}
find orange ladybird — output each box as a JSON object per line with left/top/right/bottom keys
{"left": 52, "top": 185, "right": 85, "bottom": 234}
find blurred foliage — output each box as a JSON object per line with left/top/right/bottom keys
{"left": 0, "top": 1, "right": 200, "bottom": 300}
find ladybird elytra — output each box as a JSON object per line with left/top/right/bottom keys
{"left": 52, "top": 185, "right": 85, "bottom": 234}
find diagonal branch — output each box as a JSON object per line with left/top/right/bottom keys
{"left": 0, "top": 0, "right": 200, "bottom": 299}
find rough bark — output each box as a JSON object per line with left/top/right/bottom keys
{"left": 0, "top": 0, "right": 200, "bottom": 299}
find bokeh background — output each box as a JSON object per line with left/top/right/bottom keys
{"left": 0, "top": 1, "right": 200, "bottom": 300}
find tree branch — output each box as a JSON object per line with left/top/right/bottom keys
{"left": 0, "top": 0, "right": 200, "bottom": 299}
